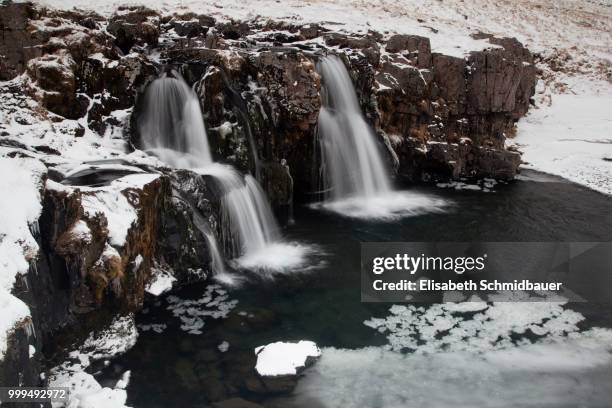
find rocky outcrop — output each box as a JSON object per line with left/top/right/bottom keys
{"left": 3, "top": 2, "right": 536, "bottom": 198}
{"left": 370, "top": 32, "right": 536, "bottom": 181}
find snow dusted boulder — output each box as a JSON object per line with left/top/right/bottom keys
{"left": 107, "top": 6, "right": 160, "bottom": 54}
{"left": 250, "top": 340, "right": 321, "bottom": 394}
{"left": 38, "top": 173, "right": 167, "bottom": 321}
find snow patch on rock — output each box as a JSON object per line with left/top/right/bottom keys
{"left": 145, "top": 267, "right": 176, "bottom": 296}
{"left": 0, "top": 156, "right": 46, "bottom": 359}
{"left": 49, "top": 314, "right": 138, "bottom": 408}
{"left": 254, "top": 340, "right": 321, "bottom": 376}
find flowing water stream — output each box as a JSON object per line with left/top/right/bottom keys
{"left": 126, "top": 65, "right": 612, "bottom": 408}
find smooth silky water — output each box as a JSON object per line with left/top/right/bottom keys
{"left": 315, "top": 56, "right": 446, "bottom": 220}
{"left": 97, "top": 172, "right": 612, "bottom": 407}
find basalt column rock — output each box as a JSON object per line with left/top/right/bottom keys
{"left": 376, "top": 32, "right": 535, "bottom": 181}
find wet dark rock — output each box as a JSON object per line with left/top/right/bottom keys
{"left": 0, "top": 319, "right": 42, "bottom": 390}
{"left": 172, "top": 19, "right": 208, "bottom": 38}
{"left": 156, "top": 170, "right": 220, "bottom": 284}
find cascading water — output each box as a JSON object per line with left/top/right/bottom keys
{"left": 315, "top": 56, "right": 448, "bottom": 219}
{"left": 317, "top": 55, "right": 391, "bottom": 200}
{"left": 197, "top": 163, "right": 279, "bottom": 257}
{"left": 139, "top": 73, "right": 213, "bottom": 169}
{"left": 140, "top": 72, "right": 310, "bottom": 272}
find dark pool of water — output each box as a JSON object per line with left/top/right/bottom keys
{"left": 99, "top": 171, "right": 612, "bottom": 407}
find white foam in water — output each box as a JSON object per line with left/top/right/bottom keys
{"left": 286, "top": 337, "right": 612, "bottom": 408}
{"left": 312, "top": 190, "right": 448, "bottom": 220}
{"left": 232, "top": 242, "right": 318, "bottom": 273}
{"left": 316, "top": 56, "right": 448, "bottom": 220}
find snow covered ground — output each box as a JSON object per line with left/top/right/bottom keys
{"left": 514, "top": 91, "right": 612, "bottom": 195}
{"left": 0, "top": 156, "right": 46, "bottom": 358}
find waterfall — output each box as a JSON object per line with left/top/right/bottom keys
{"left": 315, "top": 56, "right": 449, "bottom": 219}
{"left": 317, "top": 55, "right": 391, "bottom": 201}
{"left": 139, "top": 73, "right": 213, "bottom": 169}
{"left": 197, "top": 163, "right": 279, "bottom": 257}
{"left": 139, "top": 73, "right": 280, "bottom": 264}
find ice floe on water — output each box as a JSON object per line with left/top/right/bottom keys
{"left": 165, "top": 284, "right": 238, "bottom": 335}
{"left": 49, "top": 314, "right": 137, "bottom": 408}
{"left": 280, "top": 301, "right": 612, "bottom": 408}
{"left": 218, "top": 341, "right": 230, "bottom": 353}
{"left": 137, "top": 323, "right": 167, "bottom": 334}
{"left": 311, "top": 190, "right": 449, "bottom": 220}
{"left": 436, "top": 178, "right": 500, "bottom": 193}
{"left": 363, "top": 301, "right": 586, "bottom": 353}
{"left": 288, "top": 335, "right": 612, "bottom": 408}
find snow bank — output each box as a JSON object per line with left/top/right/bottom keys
{"left": 254, "top": 340, "right": 321, "bottom": 376}
{"left": 513, "top": 92, "right": 612, "bottom": 195}
{"left": 0, "top": 156, "right": 46, "bottom": 359}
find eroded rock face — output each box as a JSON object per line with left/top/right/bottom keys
{"left": 5, "top": 2, "right": 536, "bottom": 197}
{"left": 1, "top": 2, "right": 539, "bottom": 393}
{"left": 36, "top": 175, "right": 167, "bottom": 323}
